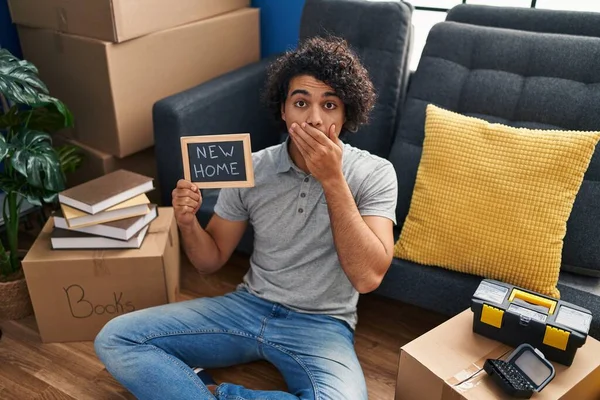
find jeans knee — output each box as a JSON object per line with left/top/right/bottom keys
{"left": 94, "top": 313, "right": 136, "bottom": 364}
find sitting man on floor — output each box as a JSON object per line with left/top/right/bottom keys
{"left": 94, "top": 36, "right": 398, "bottom": 400}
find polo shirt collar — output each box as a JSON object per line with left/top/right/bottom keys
{"left": 276, "top": 136, "right": 296, "bottom": 173}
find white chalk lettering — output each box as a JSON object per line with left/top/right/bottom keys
{"left": 205, "top": 165, "right": 216, "bottom": 177}
{"left": 219, "top": 145, "right": 234, "bottom": 157}
{"left": 196, "top": 146, "right": 207, "bottom": 159}
{"left": 192, "top": 162, "right": 241, "bottom": 179}
{"left": 217, "top": 164, "right": 229, "bottom": 175}
{"left": 208, "top": 145, "right": 218, "bottom": 159}
{"left": 193, "top": 163, "right": 204, "bottom": 178}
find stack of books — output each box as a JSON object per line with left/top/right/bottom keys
{"left": 50, "top": 169, "right": 158, "bottom": 250}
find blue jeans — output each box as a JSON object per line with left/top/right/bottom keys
{"left": 94, "top": 288, "right": 367, "bottom": 399}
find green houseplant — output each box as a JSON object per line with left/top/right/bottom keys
{"left": 0, "top": 48, "right": 82, "bottom": 319}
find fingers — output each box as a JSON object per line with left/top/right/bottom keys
{"left": 173, "top": 179, "right": 201, "bottom": 201}
{"left": 172, "top": 180, "right": 202, "bottom": 222}
{"left": 289, "top": 125, "right": 311, "bottom": 158}
{"left": 329, "top": 124, "right": 336, "bottom": 140}
{"left": 299, "top": 123, "right": 330, "bottom": 146}
{"left": 290, "top": 123, "right": 317, "bottom": 152}
{"left": 173, "top": 197, "right": 198, "bottom": 209}
{"left": 176, "top": 179, "right": 199, "bottom": 194}
{"left": 177, "top": 179, "right": 197, "bottom": 190}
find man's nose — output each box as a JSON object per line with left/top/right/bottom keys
{"left": 306, "top": 106, "right": 323, "bottom": 127}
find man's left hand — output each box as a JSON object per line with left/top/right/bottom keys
{"left": 289, "top": 122, "right": 343, "bottom": 184}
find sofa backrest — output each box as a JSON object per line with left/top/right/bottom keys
{"left": 446, "top": 4, "right": 600, "bottom": 39}
{"left": 388, "top": 5, "right": 600, "bottom": 276}
{"left": 299, "top": 0, "right": 413, "bottom": 158}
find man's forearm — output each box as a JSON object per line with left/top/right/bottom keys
{"left": 179, "top": 219, "right": 223, "bottom": 274}
{"left": 322, "top": 175, "right": 390, "bottom": 293}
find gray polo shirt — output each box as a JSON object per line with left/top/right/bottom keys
{"left": 214, "top": 138, "right": 398, "bottom": 329}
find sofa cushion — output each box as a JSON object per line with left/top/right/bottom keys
{"left": 299, "top": 0, "right": 413, "bottom": 158}
{"left": 393, "top": 104, "right": 600, "bottom": 297}
{"left": 389, "top": 20, "right": 600, "bottom": 277}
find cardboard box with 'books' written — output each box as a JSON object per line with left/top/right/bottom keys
{"left": 22, "top": 207, "right": 180, "bottom": 343}
{"left": 16, "top": 8, "right": 260, "bottom": 157}
{"left": 395, "top": 310, "right": 600, "bottom": 400}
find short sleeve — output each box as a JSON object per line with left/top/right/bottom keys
{"left": 213, "top": 188, "right": 249, "bottom": 221}
{"left": 357, "top": 162, "right": 398, "bottom": 225}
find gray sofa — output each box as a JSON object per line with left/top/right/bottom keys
{"left": 153, "top": 2, "right": 600, "bottom": 339}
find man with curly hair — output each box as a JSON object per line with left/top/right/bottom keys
{"left": 95, "top": 36, "right": 398, "bottom": 400}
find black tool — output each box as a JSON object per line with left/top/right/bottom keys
{"left": 484, "top": 343, "right": 555, "bottom": 399}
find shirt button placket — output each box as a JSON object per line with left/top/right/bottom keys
{"left": 298, "top": 176, "right": 310, "bottom": 215}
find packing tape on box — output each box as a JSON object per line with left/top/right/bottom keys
{"left": 56, "top": 7, "right": 68, "bottom": 32}
{"left": 445, "top": 344, "right": 512, "bottom": 390}
{"left": 93, "top": 250, "right": 109, "bottom": 277}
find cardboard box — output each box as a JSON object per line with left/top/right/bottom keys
{"left": 396, "top": 310, "right": 600, "bottom": 400}
{"left": 55, "top": 136, "right": 162, "bottom": 205}
{"left": 17, "top": 8, "right": 260, "bottom": 157}
{"left": 8, "top": 0, "right": 249, "bottom": 43}
{"left": 22, "top": 207, "right": 180, "bottom": 343}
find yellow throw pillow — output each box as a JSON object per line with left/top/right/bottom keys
{"left": 394, "top": 104, "right": 600, "bottom": 298}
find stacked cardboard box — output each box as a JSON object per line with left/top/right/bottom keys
{"left": 8, "top": 0, "right": 261, "bottom": 202}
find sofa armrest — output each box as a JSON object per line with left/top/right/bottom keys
{"left": 152, "top": 56, "right": 281, "bottom": 206}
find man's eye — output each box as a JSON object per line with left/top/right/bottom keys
{"left": 294, "top": 100, "right": 306, "bottom": 107}
{"left": 324, "top": 102, "right": 337, "bottom": 110}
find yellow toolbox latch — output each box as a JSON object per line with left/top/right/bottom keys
{"left": 543, "top": 326, "right": 570, "bottom": 351}
{"left": 481, "top": 304, "right": 504, "bottom": 328}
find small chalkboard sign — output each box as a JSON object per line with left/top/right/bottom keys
{"left": 180, "top": 133, "right": 255, "bottom": 189}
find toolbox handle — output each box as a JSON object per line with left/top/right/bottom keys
{"left": 509, "top": 289, "right": 557, "bottom": 315}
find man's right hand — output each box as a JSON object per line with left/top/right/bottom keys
{"left": 172, "top": 179, "right": 202, "bottom": 228}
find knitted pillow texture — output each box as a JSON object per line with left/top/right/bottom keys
{"left": 394, "top": 104, "right": 600, "bottom": 297}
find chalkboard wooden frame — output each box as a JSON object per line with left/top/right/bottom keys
{"left": 180, "top": 133, "right": 255, "bottom": 189}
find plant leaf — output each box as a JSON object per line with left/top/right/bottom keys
{"left": 23, "top": 185, "right": 57, "bottom": 206}
{"left": 0, "top": 49, "right": 48, "bottom": 102}
{"left": 55, "top": 144, "right": 84, "bottom": 174}
{"left": 0, "top": 133, "right": 8, "bottom": 161}
{"left": 0, "top": 49, "right": 72, "bottom": 126}
{"left": 10, "top": 129, "right": 65, "bottom": 193}
{"left": 22, "top": 103, "right": 74, "bottom": 132}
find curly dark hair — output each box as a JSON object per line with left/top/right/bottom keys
{"left": 263, "top": 36, "right": 376, "bottom": 134}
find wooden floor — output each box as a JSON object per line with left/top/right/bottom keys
{"left": 0, "top": 251, "right": 449, "bottom": 399}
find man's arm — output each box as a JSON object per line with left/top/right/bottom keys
{"left": 179, "top": 215, "right": 248, "bottom": 274}
{"left": 322, "top": 176, "right": 394, "bottom": 293}
{"left": 173, "top": 180, "right": 248, "bottom": 274}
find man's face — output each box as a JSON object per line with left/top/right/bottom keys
{"left": 281, "top": 75, "right": 345, "bottom": 139}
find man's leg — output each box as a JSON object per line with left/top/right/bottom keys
{"left": 94, "top": 289, "right": 267, "bottom": 399}
{"left": 215, "top": 302, "right": 367, "bottom": 400}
